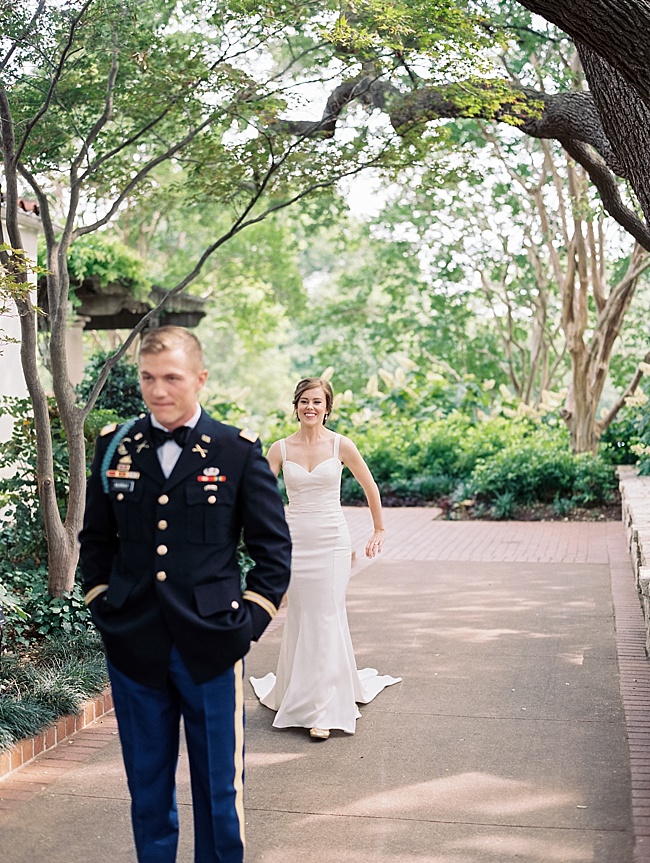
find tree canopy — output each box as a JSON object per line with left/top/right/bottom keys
{"left": 2, "top": 0, "right": 650, "bottom": 593}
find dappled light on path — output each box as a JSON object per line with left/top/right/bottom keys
{"left": 335, "top": 772, "right": 576, "bottom": 820}
{"left": 243, "top": 518, "right": 631, "bottom": 862}
{"left": 245, "top": 751, "right": 307, "bottom": 767}
{"left": 421, "top": 625, "right": 557, "bottom": 644}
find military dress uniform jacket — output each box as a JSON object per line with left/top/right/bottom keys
{"left": 79, "top": 410, "right": 292, "bottom": 689}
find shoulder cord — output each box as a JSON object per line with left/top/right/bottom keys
{"left": 100, "top": 417, "right": 139, "bottom": 494}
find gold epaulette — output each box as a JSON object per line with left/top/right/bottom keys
{"left": 100, "top": 423, "right": 118, "bottom": 436}
{"left": 239, "top": 428, "right": 259, "bottom": 443}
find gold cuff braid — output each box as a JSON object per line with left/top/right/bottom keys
{"left": 84, "top": 584, "right": 109, "bottom": 606}
{"left": 242, "top": 590, "right": 277, "bottom": 619}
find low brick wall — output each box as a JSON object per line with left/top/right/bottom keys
{"left": 0, "top": 687, "right": 113, "bottom": 782}
{"left": 619, "top": 465, "right": 650, "bottom": 656}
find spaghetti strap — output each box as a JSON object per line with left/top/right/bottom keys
{"left": 333, "top": 434, "right": 341, "bottom": 460}
{"left": 280, "top": 438, "right": 287, "bottom": 464}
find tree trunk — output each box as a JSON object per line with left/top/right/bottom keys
{"left": 561, "top": 365, "right": 601, "bottom": 455}
{"left": 577, "top": 44, "right": 650, "bottom": 228}
{"left": 514, "top": 2, "right": 650, "bottom": 233}
{"left": 515, "top": 0, "right": 650, "bottom": 109}
{"left": 15, "top": 285, "right": 78, "bottom": 597}
{"left": 561, "top": 243, "right": 649, "bottom": 453}
{"left": 46, "top": 239, "right": 88, "bottom": 596}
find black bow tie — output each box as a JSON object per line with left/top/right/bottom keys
{"left": 150, "top": 425, "right": 192, "bottom": 448}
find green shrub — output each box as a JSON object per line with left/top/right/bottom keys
{"left": 601, "top": 411, "right": 641, "bottom": 465}
{"left": 600, "top": 381, "right": 650, "bottom": 473}
{"left": 0, "top": 397, "right": 70, "bottom": 518}
{"left": 66, "top": 234, "right": 151, "bottom": 298}
{"left": 341, "top": 472, "right": 366, "bottom": 502}
{"left": 0, "top": 397, "right": 103, "bottom": 650}
{"left": 631, "top": 392, "right": 650, "bottom": 476}
{"left": 417, "top": 418, "right": 470, "bottom": 479}
{"left": 455, "top": 416, "right": 541, "bottom": 473}
{"left": 383, "top": 473, "right": 457, "bottom": 500}
{"left": 2, "top": 569, "right": 91, "bottom": 648}
{"left": 469, "top": 436, "right": 618, "bottom": 507}
{"left": 77, "top": 350, "right": 144, "bottom": 418}
{"left": 491, "top": 490, "right": 516, "bottom": 520}
{"left": 552, "top": 496, "right": 574, "bottom": 517}
{"left": 572, "top": 453, "right": 619, "bottom": 505}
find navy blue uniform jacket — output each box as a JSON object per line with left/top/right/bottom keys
{"left": 79, "top": 410, "right": 292, "bottom": 688}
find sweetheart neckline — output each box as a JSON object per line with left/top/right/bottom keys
{"left": 284, "top": 457, "right": 340, "bottom": 475}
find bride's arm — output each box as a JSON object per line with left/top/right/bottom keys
{"left": 266, "top": 440, "right": 283, "bottom": 478}
{"left": 339, "top": 436, "right": 385, "bottom": 558}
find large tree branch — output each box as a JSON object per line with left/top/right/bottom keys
{"left": 576, "top": 43, "right": 650, "bottom": 227}
{"left": 277, "top": 73, "right": 614, "bottom": 157}
{"left": 514, "top": 0, "right": 650, "bottom": 109}
{"left": 558, "top": 137, "right": 650, "bottom": 250}
{"left": 276, "top": 69, "right": 650, "bottom": 249}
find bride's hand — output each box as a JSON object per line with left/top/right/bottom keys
{"left": 365, "top": 528, "right": 385, "bottom": 558}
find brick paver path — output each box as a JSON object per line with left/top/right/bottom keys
{"left": 2, "top": 509, "right": 649, "bottom": 863}
{"left": 346, "top": 508, "right": 650, "bottom": 863}
{"left": 0, "top": 714, "right": 119, "bottom": 817}
{"left": 345, "top": 506, "right": 611, "bottom": 564}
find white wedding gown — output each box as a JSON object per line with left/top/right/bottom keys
{"left": 250, "top": 434, "right": 401, "bottom": 733}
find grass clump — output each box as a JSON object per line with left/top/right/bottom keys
{"left": 0, "top": 631, "right": 108, "bottom": 752}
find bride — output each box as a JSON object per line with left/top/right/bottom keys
{"left": 250, "top": 377, "right": 401, "bottom": 740}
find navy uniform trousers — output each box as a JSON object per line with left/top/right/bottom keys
{"left": 108, "top": 647, "right": 245, "bottom": 863}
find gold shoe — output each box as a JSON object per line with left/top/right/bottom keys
{"left": 309, "top": 727, "right": 330, "bottom": 740}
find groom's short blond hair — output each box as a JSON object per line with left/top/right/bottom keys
{"left": 139, "top": 326, "right": 204, "bottom": 369}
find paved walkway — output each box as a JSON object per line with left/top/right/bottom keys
{"left": 0, "top": 509, "right": 649, "bottom": 863}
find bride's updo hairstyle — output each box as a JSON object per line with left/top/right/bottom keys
{"left": 292, "top": 377, "right": 334, "bottom": 424}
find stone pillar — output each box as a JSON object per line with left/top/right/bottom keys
{"left": 66, "top": 313, "right": 90, "bottom": 387}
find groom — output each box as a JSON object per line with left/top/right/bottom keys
{"left": 79, "top": 325, "right": 291, "bottom": 863}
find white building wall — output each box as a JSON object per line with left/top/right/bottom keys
{"left": 0, "top": 207, "right": 41, "bottom": 450}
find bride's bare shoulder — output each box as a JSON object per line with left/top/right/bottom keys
{"left": 337, "top": 433, "right": 361, "bottom": 457}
